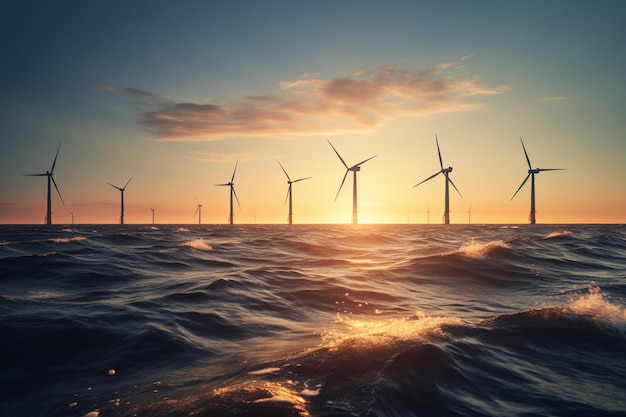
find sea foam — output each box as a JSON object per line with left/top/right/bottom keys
{"left": 180, "top": 238, "right": 213, "bottom": 251}
{"left": 458, "top": 240, "right": 510, "bottom": 258}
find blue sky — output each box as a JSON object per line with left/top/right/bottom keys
{"left": 2, "top": 1, "right": 625, "bottom": 224}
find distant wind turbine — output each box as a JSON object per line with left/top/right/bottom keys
{"left": 511, "top": 137, "right": 564, "bottom": 224}
{"left": 426, "top": 204, "right": 431, "bottom": 224}
{"left": 24, "top": 142, "right": 65, "bottom": 224}
{"left": 194, "top": 197, "right": 202, "bottom": 224}
{"left": 328, "top": 140, "right": 377, "bottom": 225}
{"left": 466, "top": 204, "right": 472, "bottom": 224}
{"left": 150, "top": 206, "right": 158, "bottom": 225}
{"left": 108, "top": 176, "right": 133, "bottom": 224}
{"left": 214, "top": 161, "right": 240, "bottom": 225}
{"left": 413, "top": 135, "right": 462, "bottom": 225}
{"left": 278, "top": 160, "right": 311, "bottom": 225}
{"left": 69, "top": 209, "right": 74, "bottom": 225}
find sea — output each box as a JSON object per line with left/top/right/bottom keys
{"left": 1, "top": 224, "right": 625, "bottom": 417}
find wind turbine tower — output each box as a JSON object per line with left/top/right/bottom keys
{"left": 69, "top": 209, "right": 74, "bottom": 225}
{"left": 328, "top": 140, "right": 376, "bottom": 225}
{"left": 214, "top": 161, "right": 241, "bottom": 225}
{"left": 413, "top": 135, "right": 462, "bottom": 225}
{"left": 24, "top": 142, "right": 65, "bottom": 224}
{"left": 511, "top": 137, "right": 564, "bottom": 224}
{"left": 278, "top": 160, "right": 311, "bottom": 225}
{"left": 108, "top": 176, "right": 133, "bottom": 225}
{"left": 150, "top": 207, "right": 158, "bottom": 225}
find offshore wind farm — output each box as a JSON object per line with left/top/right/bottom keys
{"left": 15, "top": 136, "right": 567, "bottom": 225}
{"left": 2, "top": 4, "right": 626, "bottom": 417}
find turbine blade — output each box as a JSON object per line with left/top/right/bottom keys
{"left": 292, "top": 176, "right": 312, "bottom": 183}
{"left": 213, "top": 183, "right": 230, "bottom": 186}
{"left": 537, "top": 168, "right": 565, "bottom": 172}
{"left": 231, "top": 160, "right": 238, "bottom": 183}
{"left": 232, "top": 185, "right": 241, "bottom": 209}
{"left": 448, "top": 176, "right": 463, "bottom": 198}
{"left": 334, "top": 170, "right": 349, "bottom": 201}
{"left": 511, "top": 173, "right": 531, "bottom": 200}
{"left": 520, "top": 137, "right": 532, "bottom": 169}
{"left": 50, "top": 142, "right": 61, "bottom": 173}
{"left": 194, "top": 205, "right": 199, "bottom": 216}
{"left": 196, "top": 195, "right": 200, "bottom": 205}
{"left": 277, "top": 160, "right": 291, "bottom": 181}
{"left": 108, "top": 183, "right": 122, "bottom": 191}
{"left": 413, "top": 171, "right": 441, "bottom": 188}
{"left": 284, "top": 187, "right": 290, "bottom": 205}
{"left": 351, "top": 155, "right": 377, "bottom": 169}
{"left": 51, "top": 176, "right": 65, "bottom": 205}
{"left": 435, "top": 134, "right": 443, "bottom": 170}
{"left": 328, "top": 140, "right": 349, "bottom": 169}
{"left": 24, "top": 173, "right": 47, "bottom": 176}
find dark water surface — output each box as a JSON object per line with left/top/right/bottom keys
{"left": 1, "top": 224, "right": 625, "bottom": 416}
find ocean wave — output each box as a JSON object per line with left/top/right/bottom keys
{"left": 48, "top": 236, "right": 87, "bottom": 243}
{"left": 544, "top": 230, "right": 573, "bottom": 239}
{"left": 486, "top": 287, "right": 626, "bottom": 343}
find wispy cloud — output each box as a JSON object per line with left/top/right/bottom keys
{"left": 111, "top": 58, "right": 510, "bottom": 141}
{"left": 188, "top": 150, "right": 255, "bottom": 163}
{"left": 539, "top": 96, "right": 569, "bottom": 103}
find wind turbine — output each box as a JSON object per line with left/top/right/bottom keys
{"left": 24, "top": 142, "right": 65, "bottom": 224}
{"left": 426, "top": 204, "right": 431, "bottom": 224}
{"left": 511, "top": 137, "right": 564, "bottom": 224}
{"left": 214, "top": 161, "right": 240, "bottom": 225}
{"left": 194, "top": 197, "right": 202, "bottom": 224}
{"left": 465, "top": 204, "right": 472, "bottom": 224}
{"left": 328, "top": 140, "right": 377, "bottom": 225}
{"left": 69, "top": 209, "right": 74, "bottom": 225}
{"left": 278, "top": 160, "right": 311, "bottom": 225}
{"left": 108, "top": 176, "right": 133, "bottom": 225}
{"left": 150, "top": 206, "right": 158, "bottom": 225}
{"left": 413, "top": 135, "right": 462, "bottom": 225}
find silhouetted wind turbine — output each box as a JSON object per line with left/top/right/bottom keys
{"left": 150, "top": 207, "right": 158, "bottom": 225}
{"left": 328, "top": 140, "right": 376, "bottom": 225}
{"left": 108, "top": 176, "right": 133, "bottom": 224}
{"left": 511, "top": 137, "right": 564, "bottom": 224}
{"left": 214, "top": 161, "right": 240, "bottom": 225}
{"left": 69, "top": 209, "right": 74, "bottom": 225}
{"left": 24, "top": 142, "right": 65, "bottom": 224}
{"left": 194, "top": 197, "right": 202, "bottom": 224}
{"left": 426, "top": 204, "right": 431, "bottom": 224}
{"left": 278, "top": 160, "right": 311, "bottom": 225}
{"left": 413, "top": 135, "right": 462, "bottom": 225}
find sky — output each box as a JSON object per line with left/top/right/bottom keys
{"left": 1, "top": 0, "right": 625, "bottom": 225}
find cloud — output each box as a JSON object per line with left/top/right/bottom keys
{"left": 188, "top": 150, "right": 255, "bottom": 163}
{"left": 112, "top": 59, "right": 510, "bottom": 141}
{"left": 539, "top": 96, "right": 569, "bottom": 103}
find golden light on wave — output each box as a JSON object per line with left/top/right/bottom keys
{"left": 210, "top": 380, "right": 310, "bottom": 416}
{"left": 322, "top": 312, "right": 465, "bottom": 349}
